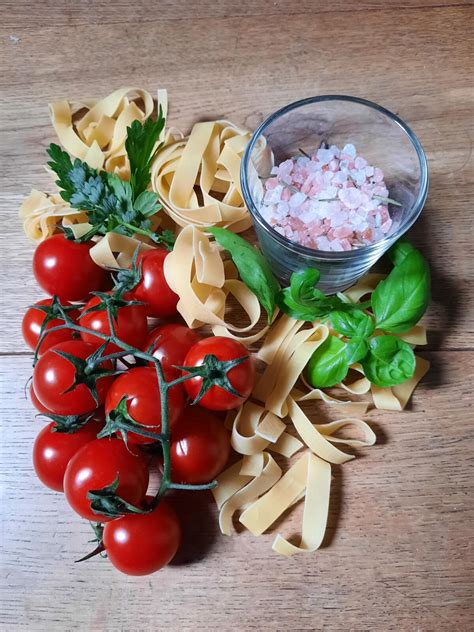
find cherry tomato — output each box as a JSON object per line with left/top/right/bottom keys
{"left": 32, "top": 234, "right": 110, "bottom": 302}
{"left": 29, "top": 383, "right": 52, "bottom": 414}
{"left": 146, "top": 324, "right": 201, "bottom": 379}
{"left": 22, "top": 298, "right": 80, "bottom": 354}
{"left": 182, "top": 337, "right": 255, "bottom": 411}
{"left": 32, "top": 413, "right": 104, "bottom": 492}
{"left": 79, "top": 292, "right": 148, "bottom": 353}
{"left": 170, "top": 407, "right": 230, "bottom": 484}
{"left": 131, "top": 249, "right": 178, "bottom": 318}
{"left": 105, "top": 366, "right": 184, "bottom": 445}
{"left": 103, "top": 497, "right": 180, "bottom": 575}
{"left": 64, "top": 438, "right": 149, "bottom": 522}
{"left": 33, "top": 340, "right": 114, "bottom": 415}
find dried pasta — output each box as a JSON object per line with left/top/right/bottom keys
{"left": 49, "top": 87, "right": 155, "bottom": 178}
{"left": 151, "top": 120, "right": 259, "bottom": 232}
{"left": 19, "top": 190, "right": 87, "bottom": 242}
{"left": 163, "top": 224, "right": 270, "bottom": 344}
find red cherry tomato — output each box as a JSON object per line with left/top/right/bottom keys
{"left": 29, "top": 383, "right": 52, "bottom": 414}
{"left": 105, "top": 366, "right": 184, "bottom": 445}
{"left": 103, "top": 497, "right": 180, "bottom": 575}
{"left": 22, "top": 298, "right": 80, "bottom": 354}
{"left": 182, "top": 337, "right": 255, "bottom": 411}
{"left": 79, "top": 292, "right": 148, "bottom": 353}
{"left": 64, "top": 438, "right": 149, "bottom": 522}
{"left": 33, "top": 340, "right": 114, "bottom": 415}
{"left": 146, "top": 324, "right": 201, "bottom": 379}
{"left": 170, "top": 407, "right": 230, "bottom": 484}
{"left": 32, "top": 413, "right": 104, "bottom": 492}
{"left": 32, "top": 234, "right": 110, "bottom": 302}
{"left": 131, "top": 249, "right": 178, "bottom": 318}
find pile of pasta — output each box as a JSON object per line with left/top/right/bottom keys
{"left": 165, "top": 227, "right": 430, "bottom": 555}
{"left": 20, "top": 88, "right": 255, "bottom": 242}
{"left": 19, "top": 87, "right": 430, "bottom": 556}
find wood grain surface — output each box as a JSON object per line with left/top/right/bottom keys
{"left": 0, "top": 1, "right": 473, "bottom": 630}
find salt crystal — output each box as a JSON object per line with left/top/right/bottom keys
{"left": 342, "top": 143, "right": 356, "bottom": 158}
{"left": 365, "top": 165, "right": 374, "bottom": 177}
{"left": 354, "top": 156, "right": 368, "bottom": 170}
{"left": 265, "top": 177, "right": 279, "bottom": 190}
{"left": 289, "top": 191, "right": 306, "bottom": 208}
{"left": 338, "top": 187, "right": 362, "bottom": 209}
{"left": 316, "top": 147, "right": 335, "bottom": 165}
{"left": 373, "top": 167, "right": 384, "bottom": 183}
{"left": 316, "top": 236, "right": 331, "bottom": 250}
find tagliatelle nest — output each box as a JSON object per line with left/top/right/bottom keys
{"left": 151, "top": 119, "right": 256, "bottom": 233}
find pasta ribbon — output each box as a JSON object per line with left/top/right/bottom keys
{"left": 88, "top": 232, "right": 155, "bottom": 269}
{"left": 253, "top": 322, "right": 329, "bottom": 417}
{"left": 213, "top": 452, "right": 282, "bottom": 536}
{"left": 287, "top": 398, "right": 362, "bottom": 464}
{"left": 49, "top": 87, "right": 155, "bottom": 178}
{"left": 230, "top": 401, "right": 287, "bottom": 455}
{"left": 19, "top": 190, "right": 87, "bottom": 242}
{"left": 239, "top": 452, "right": 331, "bottom": 556}
{"left": 163, "top": 224, "right": 269, "bottom": 344}
{"left": 151, "top": 119, "right": 259, "bottom": 232}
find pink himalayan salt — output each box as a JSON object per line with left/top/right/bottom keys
{"left": 260, "top": 143, "right": 394, "bottom": 252}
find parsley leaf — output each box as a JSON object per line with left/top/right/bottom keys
{"left": 46, "top": 120, "right": 169, "bottom": 246}
{"left": 126, "top": 107, "right": 166, "bottom": 199}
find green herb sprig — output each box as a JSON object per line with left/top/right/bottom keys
{"left": 46, "top": 107, "right": 173, "bottom": 249}
{"left": 277, "top": 239, "right": 430, "bottom": 388}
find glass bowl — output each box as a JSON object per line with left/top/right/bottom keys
{"left": 240, "top": 96, "right": 428, "bottom": 293}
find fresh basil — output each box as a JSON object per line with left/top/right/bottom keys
{"left": 372, "top": 247, "right": 430, "bottom": 333}
{"left": 207, "top": 227, "right": 280, "bottom": 323}
{"left": 330, "top": 310, "right": 374, "bottom": 339}
{"left": 345, "top": 338, "right": 369, "bottom": 365}
{"left": 276, "top": 269, "right": 362, "bottom": 322}
{"left": 361, "top": 335, "right": 416, "bottom": 387}
{"left": 306, "top": 335, "right": 349, "bottom": 388}
{"left": 387, "top": 238, "right": 415, "bottom": 267}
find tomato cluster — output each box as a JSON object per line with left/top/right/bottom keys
{"left": 24, "top": 235, "right": 256, "bottom": 575}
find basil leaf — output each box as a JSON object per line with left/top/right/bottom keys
{"left": 387, "top": 238, "right": 416, "bottom": 266}
{"left": 330, "top": 310, "right": 374, "bottom": 338}
{"left": 361, "top": 336, "right": 416, "bottom": 387}
{"left": 306, "top": 335, "right": 349, "bottom": 388}
{"left": 346, "top": 338, "right": 369, "bottom": 365}
{"left": 207, "top": 227, "right": 280, "bottom": 323}
{"left": 276, "top": 269, "right": 362, "bottom": 322}
{"left": 372, "top": 248, "right": 430, "bottom": 333}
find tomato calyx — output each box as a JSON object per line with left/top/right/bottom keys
{"left": 29, "top": 295, "right": 79, "bottom": 321}
{"left": 81, "top": 290, "right": 144, "bottom": 323}
{"left": 98, "top": 396, "right": 164, "bottom": 447}
{"left": 111, "top": 246, "right": 143, "bottom": 295}
{"left": 75, "top": 522, "right": 106, "bottom": 563}
{"left": 53, "top": 342, "right": 121, "bottom": 406}
{"left": 33, "top": 296, "right": 79, "bottom": 362}
{"left": 178, "top": 353, "right": 249, "bottom": 405}
{"left": 41, "top": 412, "right": 96, "bottom": 434}
{"left": 86, "top": 475, "right": 150, "bottom": 519}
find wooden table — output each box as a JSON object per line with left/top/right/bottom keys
{"left": 1, "top": 2, "right": 473, "bottom": 630}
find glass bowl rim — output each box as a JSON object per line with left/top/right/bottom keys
{"left": 240, "top": 94, "right": 429, "bottom": 260}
